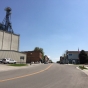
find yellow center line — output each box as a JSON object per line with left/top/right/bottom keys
{"left": 0, "top": 64, "right": 53, "bottom": 83}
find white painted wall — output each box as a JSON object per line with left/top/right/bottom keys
{"left": 68, "top": 53, "right": 79, "bottom": 59}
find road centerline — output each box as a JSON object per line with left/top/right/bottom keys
{"left": 0, "top": 64, "right": 53, "bottom": 83}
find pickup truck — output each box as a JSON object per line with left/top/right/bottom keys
{"left": 2, "top": 58, "right": 17, "bottom": 64}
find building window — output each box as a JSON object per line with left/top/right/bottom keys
{"left": 69, "top": 54, "right": 72, "bottom": 56}
{"left": 20, "top": 56, "right": 24, "bottom": 60}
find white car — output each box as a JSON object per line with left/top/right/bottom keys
{"left": 0, "top": 59, "right": 3, "bottom": 63}
{"left": 2, "top": 58, "right": 17, "bottom": 64}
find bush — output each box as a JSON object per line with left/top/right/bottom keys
{"left": 79, "top": 50, "right": 87, "bottom": 64}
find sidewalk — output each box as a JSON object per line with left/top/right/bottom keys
{"left": 76, "top": 66, "right": 88, "bottom": 75}
{"left": 0, "top": 64, "right": 41, "bottom": 72}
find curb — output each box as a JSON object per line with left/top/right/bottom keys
{"left": 76, "top": 67, "right": 88, "bottom": 76}
{"left": 64, "top": 64, "right": 73, "bottom": 65}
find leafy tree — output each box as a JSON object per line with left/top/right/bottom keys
{"left": 79, "top": 50, "right": 87, "bottom": 64}
{"left": 50, "top": 60, "right": 53, "bottom": 63}
{"left": 86, "top": 56, "right": 88, "bottom": 63}
{"left": 34, "top": 47, "right": 40, "bottom": 51}
{"left": 33, "top": 47, "right": 44, "bottom": 60}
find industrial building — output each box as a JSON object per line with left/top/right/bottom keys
{"left": 0, "top": 50, "right": 26, "bottom": 63}
{"left": 0, "top": 30, "right": 19, "bottom": 51}
{"left": 0, "top": 7, "right": 26, "bottom": 63}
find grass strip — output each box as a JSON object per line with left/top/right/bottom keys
{"left": 8, "top": 64, "right": 28, "bottom": 67}
{"left": 79, "top": 66, "right": 87, "bottom": 70}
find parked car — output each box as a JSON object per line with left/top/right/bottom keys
{"left": 2, "top": 58, "right": 17, "bottom": 64}
{"left": 44, "top": 62, "right": 48, "bottom": 64}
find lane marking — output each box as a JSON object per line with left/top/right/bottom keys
{"left": 0, "top": 64, "right": 53, "bottom": 83}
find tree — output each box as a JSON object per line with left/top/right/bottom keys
{"left": 79, "top": 50, "right": 87, "bottom": 64}
{"left": 50, "top": 60, "right": 53, "bottom": 63}
{"left": 33, "top": 47, "right": 44, "bottom": 60}
{"left": 34, "top": 47, "right": 40, "bottom": 51}
{"left": 86, "top": 56, "right": 88, "bottom": 63}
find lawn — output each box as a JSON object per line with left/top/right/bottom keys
{"left": 79, "top": 66, "right": 87, "bottom": 70}
{"left": 8, "top": 64, "right": 28, "bottom": 67}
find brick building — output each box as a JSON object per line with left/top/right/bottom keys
{"left": 22, "top": 51, "right": 42, "bottom": 63}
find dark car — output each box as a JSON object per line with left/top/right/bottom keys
{"left": 44, "top": 62, "right": 48, "bottom": 64}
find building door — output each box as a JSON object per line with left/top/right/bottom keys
{"left": 72, "top": 60, "right": 76, "bottom": 64}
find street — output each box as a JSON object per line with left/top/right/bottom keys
{"left": 0, "top": 64, "right": 88, "bottom": 88}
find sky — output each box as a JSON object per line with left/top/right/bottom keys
{"left": 0, "top": 0, "right": 88, "bottom": 62}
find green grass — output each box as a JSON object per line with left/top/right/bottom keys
{"left": 8, "top": 64, "right": 28, "bottom": 67}
{"left": 79, "top": 66, "right": 87, "bottom": 70}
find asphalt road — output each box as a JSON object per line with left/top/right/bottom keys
{"left": 0, "top": 64, "right": 88, "bottom": 88}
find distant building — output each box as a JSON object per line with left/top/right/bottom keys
{"left": 60, "top": 55, "right": 68, "bottom": 64}
{"left": 67, "top": 51, "right": 88, "bottom": 64}
{"left": 60, "top": 56, "right": 64, "bottom": 64}
{"left": 44, "top": 55, "right": 49, "bottom": 63}
{"left": 22, "top": 51, "right": 42, "bottom": 63}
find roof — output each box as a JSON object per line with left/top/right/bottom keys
{"left": 0, "top": 50, "right": 26, "bottom": 55}
{"left": 0, "top": 30, "right": 20, "bottom": 36}
{"left": 67, "top": 51, "right": 88, "bottom": 53}
{"left": 21, "top": 51, "right": 42, "bottom": 53}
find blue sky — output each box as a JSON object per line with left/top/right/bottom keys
{"left": 0, "top": 0, "right": 88, "bottom": 62}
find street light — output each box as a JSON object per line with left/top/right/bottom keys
{"left": 30, "top": 53, "right": 32, "bottom": 65}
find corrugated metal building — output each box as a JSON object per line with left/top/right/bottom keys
{"left": 0, "top": 30, "right": 27, "bottom": 63}
{"left": 0, "top": 7, "right": 27, "bottom": 63}
{"left": 0, "top": 50, "right": 26, "bottom": 63}
{"left": 0, "top": 30, "right": 19, "bottom": 51}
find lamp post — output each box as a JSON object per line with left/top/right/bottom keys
{"left": 30, "top": 53, "right": 32, "bottom": 65}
